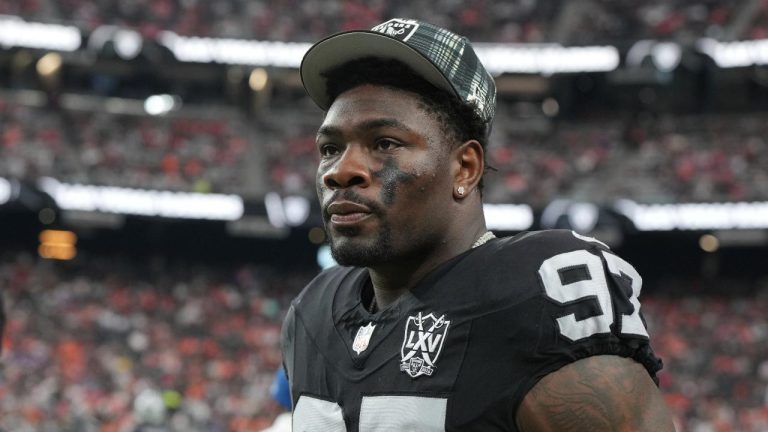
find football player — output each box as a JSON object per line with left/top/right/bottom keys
{"left": 282, "top": 18, "right": 675, "bottom": 431}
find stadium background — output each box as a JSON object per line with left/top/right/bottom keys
{"left": 1, "top": 1, "right": 768, "bottom": 431}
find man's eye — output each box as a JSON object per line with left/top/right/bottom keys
{"left": 374, "top": 138, "right": 401, "bottom": 151}
{"left": 319, "top": 144, "right": 340, "bottom": 156}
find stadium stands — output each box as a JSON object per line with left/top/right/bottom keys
{"left": 0, "top": 100, "right": 261, "bottom": 197}
{"left": 647, "top": 282, "right": 768, "bottom": 432}
{"left": 0, "top": 251, "right": 303, "bottom": 432}
{"left": 0, "top": 0, "right": 757, "bottom": 43}
{"left": 486, "top": 112, "right": 768, "bottom": 205}
{"left": 748, "top": 1, "right": 768, "bottom": 39}
{"left": 585, "top": 0, "right": 734, "bottom": 43}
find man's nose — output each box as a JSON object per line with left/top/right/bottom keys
{"left": 322, "top": 145, "right": 370, "bottom": 190}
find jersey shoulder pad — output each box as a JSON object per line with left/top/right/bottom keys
{"left": 504, "top": 229, "right": 610, "bottom": 253}
{"left": 436, "top": 230, "right": 615, "bottom": 319}
{"left": 292, "top": 265, "right": 356, "bottom": 309}
{"left": 421, "top": 231, "right": 607, "bottom": 320}
{"left": 289, "top": 265, "right": 367, "bottom": 335}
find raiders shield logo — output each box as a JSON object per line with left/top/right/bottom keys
{"left": 400, "top": 312, "right": 450, "bottom": 378}
{"left": 371, "top": 18, "right": 420, "bottom": 42}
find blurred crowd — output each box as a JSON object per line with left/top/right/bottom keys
{"left": 0, "top": 0, "right": 558, "bottom": 43}
{"left": 583, "top": 0, "right": 734, "bottom": 44}
{"left": 1, "top": 253, "right": 767, "bottom": 431}
{"left": 0, "top": 251, "right": 304, "bottom": 432}
{"left": 1, "top": 0, "right": 765, "bottom": 43}
{"left": 0, "top": 100, "right": 259, "bottom": 197}
{"left": 647, "top": 280, "right": 768, "bottom": 432}
{"left": 749, "top": 0, "right": 768, "bottom": 40}
{"left": 3, "top": 98, "right": 768, "bottom": 205}
{"left": 484, "top": 112, "right": 768, "bottom": 206}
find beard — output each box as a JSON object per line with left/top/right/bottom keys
{"left": 321, "top": 189, "right": 396, "bottom": 267}
{"left": 328, "top": 223, "right": 394, "bottom": 267}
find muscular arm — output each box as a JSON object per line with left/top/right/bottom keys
{"left": 516, "top": 355, "right": 675, "bottom": 432}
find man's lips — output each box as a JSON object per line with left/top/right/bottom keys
{"left": 327, "top": 201, "right": 373, "bottom": 225}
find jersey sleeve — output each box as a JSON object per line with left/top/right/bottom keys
{"left": 449, "top": 230, "right": 663, "bottom": 429}
{"left": 280, "top": 303, "right": 297, "bottom": 407}
{"left": 514, "top": 230, "right": 663, "bottom": 411}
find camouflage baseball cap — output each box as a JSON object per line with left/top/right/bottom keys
{"left": 301, "top": 18, "right": 496, "bottom": 127}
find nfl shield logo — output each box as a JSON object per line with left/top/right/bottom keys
{"left": 352, "top": 322, "right": 376, "bottom": 355}
{"left": 400, "top": 312, "right": 450, "bottom": 378}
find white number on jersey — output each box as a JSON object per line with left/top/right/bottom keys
{"left": 293, "top": 394, "right": 447, "bottom": 431}
{"left": 538, "top": 250, "right": 649, "bottom": 342}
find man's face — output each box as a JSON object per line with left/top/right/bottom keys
{"left": 316, "top": 85, "right": 456, "bottom": 267}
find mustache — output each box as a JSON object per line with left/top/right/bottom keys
{"left": 322, "top": 190, "right": 384, "bottom": 220}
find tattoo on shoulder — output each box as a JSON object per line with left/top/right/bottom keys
{"left": 519, "top": 356, "right": 671, "bottom": 432}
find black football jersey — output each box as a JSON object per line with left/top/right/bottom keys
{"left": 281, "top": 230, "right": 662, "bottom": 431}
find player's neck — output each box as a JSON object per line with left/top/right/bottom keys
{"left": 367, "top": 259, "right": 430, "bottom": 309}
{"left": 367, "top": 220, "right": 489, "bottom": 311}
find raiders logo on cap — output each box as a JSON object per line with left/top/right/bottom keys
{"left": 371, "top": 18, "right": 420, "bottom": 42}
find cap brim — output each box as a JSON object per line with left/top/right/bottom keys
{"left": 300, "top": 30, "right": 456, "bottom": 111}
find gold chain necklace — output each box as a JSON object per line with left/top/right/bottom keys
{"left": 472, "top": 231, "right": 496, "bottom": 248}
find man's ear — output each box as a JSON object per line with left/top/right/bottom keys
{"left": 452, "top": 140, "right": 484, "bottom": 200}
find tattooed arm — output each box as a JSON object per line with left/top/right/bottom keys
{"left": 516, "top": 355, "right": 675, "bottom": 432}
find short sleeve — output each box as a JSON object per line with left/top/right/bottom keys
{"left": 280, "top": 304, "right": 297, "bottom": 395}
{"left": 447, "top": 230, "right": 663, "bottom": 429}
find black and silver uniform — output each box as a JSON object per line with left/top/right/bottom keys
{"left": 281, "top": 230, "right": 662, "bottom": 431}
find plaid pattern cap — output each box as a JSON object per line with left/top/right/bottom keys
{"left": 300, "top": 18, "right": 496, "bottom": 127}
